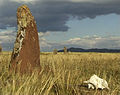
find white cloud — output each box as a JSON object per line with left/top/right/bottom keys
{"left": 38, "top": 32, "right": 50, "bottom": 37}
{"left": 43, "top": 35, "right": 120, "bottom": 51}
{"left": 1, "top": 29, "right": 120, "bottom": 51}
{"left": 63, "top": 0, "right": 112, "bottom": 3}
{"left": 68, "top": 38, "right": 81, "bottom": 42}
{"left": 0, "top": 29, "right": 51, "bottom": 51}
{"left": 70, "top": 0, "right": 95, "bottom": 2}
{"left": 38, "top": 32, "right": 52, "bottom": 51}
{"left": 65, "top": 36, "right": 120, "bottom": 49}
{"left": 0, "top": 30, "right": 16, "bottom": 44}
{"left": 65, "top": 36, "right": 96, "bottom": 48}
{"left": 40, "top": 38, "right": 51, "bottom": 48}
{"left": 10, "top": 0, "right": 37, "bottom": 3}
{"left": 0, "top": 29, "right": 16, "bottom": 50}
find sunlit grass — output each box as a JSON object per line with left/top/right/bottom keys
{"left": 0, "top": 52, "right": 120, "bottom": 95}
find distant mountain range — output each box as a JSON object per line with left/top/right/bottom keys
{"left": 58, "top": 47, "right": 120, "bottom": 53}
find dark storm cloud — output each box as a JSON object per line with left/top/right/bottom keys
{"left": 0, "top": 0, "right": 120, "bottom": 32}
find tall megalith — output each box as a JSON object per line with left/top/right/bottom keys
{"left": 10, "top": 5, "right": 41, "bottom": 73}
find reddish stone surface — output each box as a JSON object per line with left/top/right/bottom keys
{"left": 10, "top": 5, "right": 41, "bottom": 73}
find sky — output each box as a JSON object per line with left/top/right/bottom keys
{"left": 0, "top": 0, "right": 120, "bottom": 51}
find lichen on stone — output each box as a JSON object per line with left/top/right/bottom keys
{"left": 13, "top": 25, "right": 26, "bottom": 58}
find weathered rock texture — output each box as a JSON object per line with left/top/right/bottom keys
{"left": 10, "top": 5, "right": 41, "bottom": 73}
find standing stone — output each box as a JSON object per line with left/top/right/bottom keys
{"left": 10, "top": 5, "right": 41, "bottom": 73}
{"left": 53, "top": 49, "right": 58, "bottom": 54}
{"left": 64, "top": 47, "right": 67, "bottom": 54}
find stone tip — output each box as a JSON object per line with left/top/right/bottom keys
{"left": 17, "top": 4, "right": 30, "bottom": 12}
{"left": 17, "top": 4, "right": 32, "bottom": 21}
{"left": 18, "top": 4, "right": 28, "bottom": 8}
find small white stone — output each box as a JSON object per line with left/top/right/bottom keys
{"left": 84, "top": 74, "right": 109, "bottom": 90}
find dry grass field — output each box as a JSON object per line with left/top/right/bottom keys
{"left": 0, "top": 52, "right": 120, "bottom": 95}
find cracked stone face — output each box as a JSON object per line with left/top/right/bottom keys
{"left": 10, "top": 5, "right": 41, "bottom": 73}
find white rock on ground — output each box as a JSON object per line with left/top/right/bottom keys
{"left": 84, "top": 74, "right": 109, "bottom": 90}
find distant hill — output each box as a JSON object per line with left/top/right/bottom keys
{"left": 58, "top": 47, "right": 120, "bottom": 53}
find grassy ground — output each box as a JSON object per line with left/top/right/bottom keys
{"left": 0, "top": 52, "right": 120, "bottom": 95}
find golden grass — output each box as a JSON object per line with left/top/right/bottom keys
{"left": 0, "top": 52, "right": 120, "bottom": 95}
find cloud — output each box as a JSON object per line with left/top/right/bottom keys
{"left": 0, "top": 29, "right": 16, "bottom": 51}
{"left": 38, "top": 32, "right": 52, "bottom": 50}
{"left": 10, "top": 0, "right": 39, "bottom": 3}
{"left": 38, "top": 32, "right": 50, "bottom": 37}
{"left": 0, "top": 0, "right": 120, "bottom": 32}
{"left": 1, "top": 30, "right": 120, "bottom": 51}
{"left": 0, "top": 30, "right": 16, "bottom": 43}
{"left": 66, "top": 36, "right": 120, "bottom": 49}
{"left": 40, "top": 35, "right": 120, "bottom": 51}
{"left": 0, "top": 30, "right": 51, "bottom": 51}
